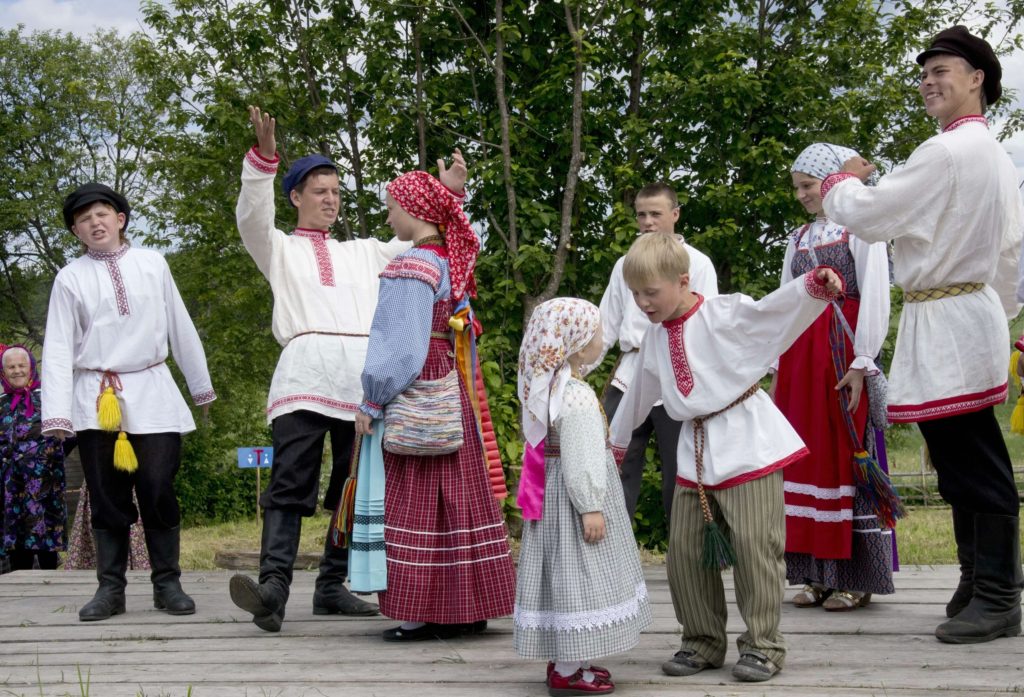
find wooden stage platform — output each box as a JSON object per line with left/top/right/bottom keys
{"left": 1, "top": 565, "right": 1021, "bottom": 696}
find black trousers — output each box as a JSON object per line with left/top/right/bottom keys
{"left": 603, "top": 386, "right": 681, "bottom": 519}
{"left": 77, "top": 430, "right": 182, "bottom": 530}
{"left": 260, "top": 410, "right": 356, "bottom": 516}
{"left": 917, "top": 407, "right": 1019, "bottom": 517}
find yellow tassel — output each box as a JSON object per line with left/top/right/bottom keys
{"left": 113, "top": 432, "right": 138, "bottom": 473}
{"left": 1012, "top": 394, "right": 1024, "bottom": 436}
{"left": 97, "top": 387, "right": 122, "bottom": 431}
{"left": 1010, "top": 351, "right": 1022, "bottom": 390}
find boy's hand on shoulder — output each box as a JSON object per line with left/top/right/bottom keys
{"left": 581, "top": 511, "right": 605, "bottom": 543}
{"left": 438, "top": 148, "right": 467, "bottom": 194}
{"left": 841, "top": 155, "right": 876, "bottom": 183}
{"left": 248, "top": 105, "right": 276, "bottom": 159}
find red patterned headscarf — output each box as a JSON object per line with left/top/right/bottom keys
{"left": 386, "top": 171, "right": 479, "bottom": 301}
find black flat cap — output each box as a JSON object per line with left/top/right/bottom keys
{"left": 917, "top": 25, "right": 1001, "bottom": 105}
{"left": 62, "top": 183, "right": 131, "bottom": 231}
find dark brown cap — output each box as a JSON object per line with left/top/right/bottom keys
{"left": 917, "top": 25, "right": 1001, "bottom": 105}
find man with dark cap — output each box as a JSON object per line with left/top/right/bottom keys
{"left": 820, "top": 26, "right": 1023, "bottom": 644}
{"left": 42, "top": 183, "right": 216, "bottom": 621}
{"left": 229, "top": 106, "right": 467, "bottom": 632}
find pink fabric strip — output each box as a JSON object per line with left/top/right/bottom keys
{"left": 516, "top": 439, "right": 546, "bottom": 521}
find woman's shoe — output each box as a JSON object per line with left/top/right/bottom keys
{"left": 547, "top": 668, "right": 615, "bottom": 696}
{"left": 792, "top": 584, "right": 832, "bottom": 608}
{"left": 822, "top": 590, "right": 871, "bottom": 612}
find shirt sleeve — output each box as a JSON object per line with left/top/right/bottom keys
{"left": 359, "top": 256, "right": 440, "bottom": 418}
{"left": 822, "top": 140, "right": 952, "bottom": 245}
{"left": 596, "top": 258, "right": 626, "bottom": 366}
{"left": 688, "top": 248, "right": 720, "bottom": 298}
{"left": 236, "top": 147, "right": 285, "bottom": 279}
{"left": 40, "top": 272, "right": 78, "bottom": 434}
{"left": 162, "top": 259, "right": 216, "bottom": 405}
{"left": 848, "top": 234, "right": 890, "bottom": 373}
{"left": 608, "top": 328, "right": 662, "bottom": 455}
{"left": 555, "top": 382, "right": 609, "bottom": 514}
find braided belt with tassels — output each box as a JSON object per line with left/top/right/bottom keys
{"left": 903, "top": 282, "right": 984, "bottom": 303}
{"left": 692, "top": 383, "right": 760, "bottom": 570}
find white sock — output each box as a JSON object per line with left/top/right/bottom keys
{"left": 400, "top": 621, "right": 426, "bottom": 630}
{"left": 554, "top": 661, "right": 583, "bottom": 677}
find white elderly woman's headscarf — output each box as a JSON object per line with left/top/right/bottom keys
{"left": 792, "top": 142, "right": 879, "bottom": 185}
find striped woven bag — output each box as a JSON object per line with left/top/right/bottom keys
{"left": 383, "top": 369, "right": 464, "bottom": 456}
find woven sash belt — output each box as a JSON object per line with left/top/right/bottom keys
{"left": 903, "top": 282, "right": 984, "bottom": 303}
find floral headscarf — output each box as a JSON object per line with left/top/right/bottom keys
{"left": 1, "top": 345, "right": 40, "bottom": 419}
{"left": 386, "top": 170, "right": 479, "bottom": 301}
{"left": 792, "top": 142, "right": 879, "bottom": 186}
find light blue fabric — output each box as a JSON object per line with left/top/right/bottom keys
{"left": 348, "top": 427, "right": 387, "bottom": 593}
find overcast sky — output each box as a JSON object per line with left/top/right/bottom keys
{"left": 4, "top": 0, "right": 1024, "bottom": 178}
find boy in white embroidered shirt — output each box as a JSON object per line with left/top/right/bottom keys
{"left": 609, "top": 232, "right": 843, "bottom": 682}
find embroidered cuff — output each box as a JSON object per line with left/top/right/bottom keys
{"left": 1015, "top": 336, "right": 1024, "bottom": 353}
{"left": 820, "top": 172, "right": 857, "bottom": 200}
{"left": 245, "top": 146, "right": 280, "bottom": 174}
{"left": 444, "top": 184, "right": 467, "bottom": 200}
{"left": 192, "top": 389, "right": 217, "bottom": 406}
{"left": 611, "top": 445, "right": 627, "bottom": 469}
{"left": 804, "top": 266, "right": 844, "bottom": 302}
{"left": 360, "top": 401, "right": 383, "bottom": 419}
{"left": 42, "top": 417, "right": 74, "bottom": 434}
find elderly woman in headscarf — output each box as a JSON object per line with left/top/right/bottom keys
{"left": 772, "top": 143, "right": 896, "bottom": 611}
{"left": 352, "top": 166, "right": 516, "bottom": 642}
{"left": 1, "top": 345, "right": 66, "bottom": 570}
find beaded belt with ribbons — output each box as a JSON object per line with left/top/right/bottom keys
{"left": 903, "top": 282, "right": 984, "bottom": 303}
{"left": 89, "top": 361, "right": 165, "bottom": 474}
{"left": 692, "top": 384, "right": 759, "bottom": 570}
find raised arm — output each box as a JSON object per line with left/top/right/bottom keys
{"left": 236, "top": 106, "right": 284, "bottom": 278}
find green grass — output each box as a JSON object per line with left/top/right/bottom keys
{"left": 180, "top": 513, "right": 332, "bottom": 571}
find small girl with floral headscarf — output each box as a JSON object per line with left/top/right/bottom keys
{"left": 515, "top": 298, "right": 650, "bottom": 696}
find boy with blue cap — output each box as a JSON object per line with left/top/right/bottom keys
{"left": 229, "top": 106, "right": 467, "bottom": 632}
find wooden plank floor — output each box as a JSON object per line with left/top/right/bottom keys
{"left": 1, "top": 565, "right": 1022, "bottom": 696}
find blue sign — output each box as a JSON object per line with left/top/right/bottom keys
{"left": 237, "top": 447, "right": 274, "bottom": 469}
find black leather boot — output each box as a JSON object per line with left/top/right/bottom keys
{"left": 145, "top": 527, "right": 195, "bottom": 615}
{"left": 946, "top": 507, "right": 975, "bottom": 618}
{"left": 79, "top": 529, "right": 129, "bottom": 622}
{"left": 312, "top": 534, "right": 379, "bottom": 616}
{"left": 936, "top": 513, "right": 1023, "bottom": 644}
{"left": 229, "top": 508, "right": 301, "bottom": 632}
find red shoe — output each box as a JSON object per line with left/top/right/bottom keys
{"left": 546, "top": 663, "right": 611, "bottom": 680}
{"left": 547, "top": 668, "right": 615, "bottom": 696}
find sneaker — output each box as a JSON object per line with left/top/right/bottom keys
{"left": 732, "top": 650, "right": 780, "bottom": 682}
{"left": 661, "top": 649, "right": 711, "bottom": 676}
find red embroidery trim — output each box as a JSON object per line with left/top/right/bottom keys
{"left": 803, "top": 267, "right": 843, "bottom": 301}
{"left": 380, "top": 256, "right": 442, "bottom": 292}
{"left": 942, "top": 115, "right": 987, "bottom": 133}
{"left": 87, "top": 245, "right": 131, "bottom": 315}
{"left": 246, "top": 146, "right": 280, "bottom": 174}
{"left": 192, "top": 389, "right": 216, "bottom": 405}
{"left": 42, "top": 417, "right": 73, "bottom": 433}
{"left": 268, "top": 393, "right": 361, "bottom": 415}
{"left": 887, "top": 383, "right": 1007, "bottom": 423}
{"left": 820, "top": 172, "right": 857, "bottom": 200}
{"left": 293, "top": 229, "right": 335, "bottom": 287}
{"left": 675, "top": 446, "right": 808, "bottom": 490}
{"left": 661, "top": 295, "right": 703, "bottom": 397}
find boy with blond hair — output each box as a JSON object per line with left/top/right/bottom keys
{"left": 609, "top": 232, "right": 843, "bottom": 682}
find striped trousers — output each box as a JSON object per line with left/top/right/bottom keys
{"left": 667, "top": 471, "right": 786, "bottom": 668}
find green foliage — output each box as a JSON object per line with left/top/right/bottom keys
{"left": 631, "top": 460, "right": 670, "bottom": 551}
{"left": 3, "top": 1, "right": 1024, "bottom": 535}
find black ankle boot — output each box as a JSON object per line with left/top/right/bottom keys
{"left": 936, "top": 513, "right": 1022, "bottom": 644}
{"left": 79, "top": 529, "right": 129, "bottom": 622}
{"left": 946, "top": 507, "right": 975, "bottom": 618}
{"left": 229, "top": 508, "right": 302, "bottom": 632}
{"left": 312, "top": 534, "right": 379, "bottom": 616}
{"left": 145, "top": 527, "right": 195, "bottom": 615}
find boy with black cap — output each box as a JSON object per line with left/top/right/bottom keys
{"left": 228, "top": 107, "right": 467, "bottom": 632}
{"left": 821, "top": 25, "right": 1023, "bottom": 645}
{"left": 42, "top": 183, "right": 216, "bottom": 621}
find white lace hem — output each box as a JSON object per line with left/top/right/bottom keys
{"left": 785, "top": 504, "right": 853, "bottom": 522}
{"left": 783, "top": 482, "right": 856, "bottom": 500}
{"left": 513, "top": 581, "right": 648, "bottom": 632}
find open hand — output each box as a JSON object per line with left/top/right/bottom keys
{"left": 835, "top": 367, "right": 865, "bottom": 413}
{"left": 816, "top": 267, "right": 843, "bottom": 294}
{"left": 581, "top": 511, "right": 606, "bottom": 543}
{"left": 841, "top": 156, "right": 876, "bottom": 183}
{"left": 248, "top": 105, "right": 277, "bottom": 159}
{"left": 437, "top": 148, "right": 467, "bottom": 193}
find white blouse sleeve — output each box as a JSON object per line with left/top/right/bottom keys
{"left": 235, "top": 149, "right": 286, "bottom": 279}
{"left": 555, "top": 381, "right": 609, "bottom": 514}
{"left": 849, "top": 234, "right": 890, "bottom": 373}
{"left": 607, "top": 329, "right": 661, "bottom": 452}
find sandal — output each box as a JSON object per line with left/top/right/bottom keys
{"left": 792, "top": 584, "right": 832, "bottom": 608}
{"left": 822, "top": 590, "right": 871, "bottom": 612}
